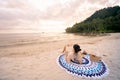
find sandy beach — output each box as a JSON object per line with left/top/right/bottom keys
{"left": 0, "top": 33, "right": 120, "bottom": 80}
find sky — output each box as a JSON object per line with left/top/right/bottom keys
{"left": 0, "top": 0, "right": 120, "bottom": 33}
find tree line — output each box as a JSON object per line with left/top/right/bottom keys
{"left": 66, "top": 6, "right": 120, "bottom": 34}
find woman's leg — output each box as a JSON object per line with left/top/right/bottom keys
{"left": 62, "top": 45, "right": 71, "bottom": 63}
{"left": 62, "top": 45, "right": 66, "bottom": 53}
{"left": 62, "top": 44, "right": 70, "bottom": 52}
{"left": 62, "top": 45, "right": 69, "bottom": 57}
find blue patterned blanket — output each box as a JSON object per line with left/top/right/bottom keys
{"left": 57, "top": 54, "right": 109, "bottom": 79}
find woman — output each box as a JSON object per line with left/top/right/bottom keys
{"left": 62, "top": 44, "right": 101, "bottom": 64}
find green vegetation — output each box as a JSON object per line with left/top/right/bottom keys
{"left": 66, "top": 6, "right": 120, "bottom": 34}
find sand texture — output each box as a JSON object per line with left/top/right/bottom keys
{"left": 0, "top": 33, "right": 120, "bottom": 80}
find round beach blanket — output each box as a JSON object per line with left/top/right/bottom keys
{"left": 57, "top": 54, "right": 109, "bottom": 79}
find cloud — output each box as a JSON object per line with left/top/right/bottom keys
{"left": 0, "top": 0, "right": 120, "bottom": 32}
{"left": 0, "top": 0, "right": 42, "bottom": 29}
{"left": 40, "top": 0, "right": 120, "bottom": 25}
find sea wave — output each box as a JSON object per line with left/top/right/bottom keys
{"left": 0, "top": 32, "right": 82, "bottom": 48}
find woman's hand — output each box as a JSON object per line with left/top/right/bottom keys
{"left": 82, "top": 50, "right": 87, "bottom": 55}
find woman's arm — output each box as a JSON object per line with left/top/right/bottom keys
{"left": 82, "top": 50, "right": 87, "bottom": 55}
{"left": 78, "top": 52, "right": 83, "bottom": 64}
{"left": 90, "top": 54, "right": 101, "bottom": 62}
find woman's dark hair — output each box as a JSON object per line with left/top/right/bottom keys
{"left": 73, "top": 44, "right": 81, "bottom": 53}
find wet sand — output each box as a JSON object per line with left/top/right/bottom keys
{"left": 0, "top": 33, "right": 120, "bottom": 80}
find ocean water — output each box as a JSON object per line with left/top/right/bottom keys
{"left": 0, "top": 32, "right": 82, "bottom": 48}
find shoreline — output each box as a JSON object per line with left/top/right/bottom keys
{"left": 0, "top": 33, "right": 106, "bottom": 57}
{"left": 0, "top": 33, "right": 120, "bottom": 80}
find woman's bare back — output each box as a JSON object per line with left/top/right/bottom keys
{"left": 62, "top": 44, "right": 101, "bottom": 64}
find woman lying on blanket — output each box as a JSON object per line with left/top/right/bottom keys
{"left": 62, "top": 44, "right": 101, "bottom": 64}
